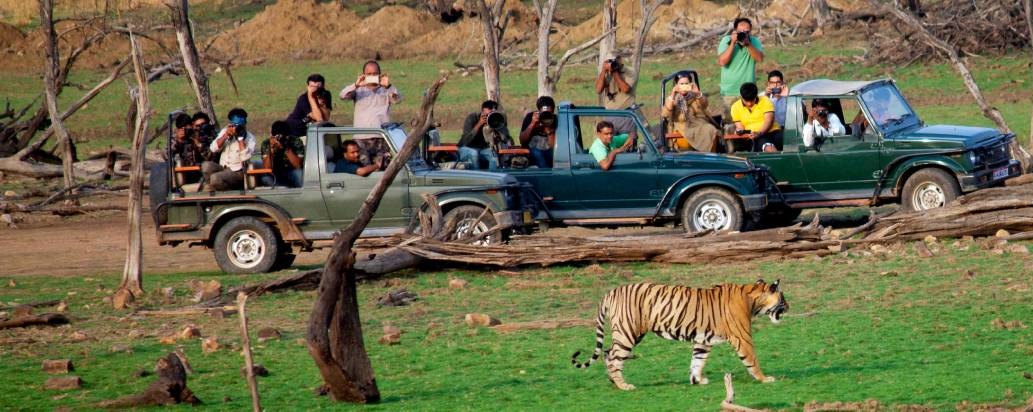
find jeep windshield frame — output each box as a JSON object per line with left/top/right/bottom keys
{"left": 859, "top": 84, "right": 921, "bottom": 135}
{"left": 383, "top": 123, "right": 431, "bottom": 171}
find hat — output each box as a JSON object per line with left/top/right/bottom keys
{"left": 229, "top": 114, "right": 247, "bottom": 126}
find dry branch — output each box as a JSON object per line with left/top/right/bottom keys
{"left": 721, "top": 373, "right": 767, "bottom": 412}
{"left": 0, "top": 313, "right": 69, "bottom": 329}
{"left": 98, "top": 352, "right": 199, "bottom": 408}
{"left": 236, "top": 292, "right": 261, "bottom": 412}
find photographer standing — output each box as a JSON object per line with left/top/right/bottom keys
{"left": 801, "top": 99, "right": 845, "bottom": 148}
{"left": 717, "top": 17, "right": 764, "bottom": 116}
{"left": 202, "top": 108, "right": 256, "bottom": 191}
{"left": 260, "top": 120, "right": 305, "bottom": 188}
{"left": 286, "top": 73, "right": 333, "bottom": 137}
{"left": 458, "top": 100, "right": 509, "bottom": 170}
{"left": 339, "top": 60, "right": 401, "bottom": 165}
{"left": 519, "top": 96, "right": 557, "bottom": 168}
{"left": 595, "top": 55, "right": 634, "bottom": 110}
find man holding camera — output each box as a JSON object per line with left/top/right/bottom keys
{"left": 171, "top": 113, "right": 209, "bottom": 168}
{"left": 730, "top": 82, "right": 781, "bottom": 153}
{"left": 191, "top": 112, "right": 216, "bottom": 146}
{"left": 340, "top": 60, "right": 401, "bottom": 166}
{"left": 259, "top": 120, "right": 305, "bottom": 188}
{"left": 802, "top": 99, "right": 846, "bottom": 148}
{"left": 459, "top": 100, "right": 510, "bottom": 170}
{"left": 595, "top": 55, "right": 634, "bottom": 110}
{"left": 765, "top": 70, "right": 789, "bottom": 128}
{"left": 202, "top": 108, "right": 257, "bottom": 191}
{"left": 519, "top": 96, "right": 557, "bottom": 168}
{"left": 286, "top": 73, "right": 333, "bottom": 137}
{"left": 717, "top": 17, "right": 764, "bottom": 116}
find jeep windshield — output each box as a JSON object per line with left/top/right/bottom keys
{"left": 385, "top": 124, "right": 430, "bottom": 169}
{"left": 860, "top": 84, "right": 920, "bottom": 133}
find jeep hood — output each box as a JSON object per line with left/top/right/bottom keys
{"left": 415, "top": 169, "right": 518, "bottom": 186}
{"left": 896, "top": 125, "right": 1003, "bottom": 148}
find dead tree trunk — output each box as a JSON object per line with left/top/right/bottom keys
{"left": 477, "top": 0, "right": 507, "bottom": 105}
{"left": 166, "top": 0, "right": 217, "bottom": 127}
{"left": 875, "top": 0, "right": 1032, "bottom": 172}
{"left": 533, "top": 0, "right": 558, "bottom": 97}
{"left": 811, "top": 0, "right": 833, "bottom": 30}
{"left": 628, "top": 0, "right": 671, "bottom": 93}
{"left": 598, "top": 0, "right": 617, "bottom": 70}
{"left": 305, "top": 75, "right": 448, "bottom": 403}
{"left": 1025, "top": 0, "right": 1033, "bottom": 151}
{"left": 39, "top": 0, "right": 76, "bottom": 191}
{"left": 113, "top": 32, "right": 150, "bottom": 309}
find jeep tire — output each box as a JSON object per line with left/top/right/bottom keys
{"left": 902, "top": 168, "right": 960, "bottom": 212}
{"left": 681, "top": 188, "right": 744, "bottom": 234}
{"left": 443, "top": 205, "right": 500, "bottom": 245}
{"left": 213, "top": 216, "right": 280, "bottom": 274}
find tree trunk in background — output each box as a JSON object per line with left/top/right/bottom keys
{"left": 811, "top": 0, "right": 832, "bottom": 29}
{"left": 1025, "top": 0, "right": 1033, "bottom": 151}
{"left": 306, "top": 75, "right": 448, "bottom": 403}
{"left": 114, "top": 31, "right": 150, "bottom": 309}
{"left": 901, "top": 0, "right": 923, "bottom": 15}
{"left": 477, "top": 0, "right": 506, "bottom": 106}
{"left": 534, "top": 0, "right": 558, "bottom": 97}
{"left": 167, "top": 0, "right": 217, "bottom": 127}
{"left": 874, "top": 0, "right": 1031, "bottom": 172}
{"left": 39, "top": 0, "right": 76, "bottom": 191}
{"left": 598, "top": 0, "right": 617, "bottom": 104}
{"left": 629, "top": 0, "right": 671, "bottom": 94}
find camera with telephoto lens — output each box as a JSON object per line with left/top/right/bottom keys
{"left": 735, "top": 31, "right": 748, "bottom": 43}
{"left": 606, "top": 58, "right": 622, "bottom": 73}
{"left": 486, "top": 111, "right": 506, "bottom": 131}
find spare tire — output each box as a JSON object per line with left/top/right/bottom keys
{"left": 149, "top": 162, "right": 170, "bottom": 226}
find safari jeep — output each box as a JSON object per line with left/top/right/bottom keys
{"left": 662, "top": 75, "right": 1020, "bottom": 223}
{"left": 150, "top": 121, "right": 537, "bottom": 274}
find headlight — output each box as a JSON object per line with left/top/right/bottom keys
{"left": 967, "top": 151, "right": 979, "bottom": 165}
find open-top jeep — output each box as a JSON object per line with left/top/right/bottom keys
{"left": 150, "top": 121, "right": 536, "bottom": 274}
{"left": 660, "top": 74, "right": 1020, "bottom": 223}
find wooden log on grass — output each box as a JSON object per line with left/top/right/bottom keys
{"left": 0, "top": 313, "right": 69, "bottom": 329}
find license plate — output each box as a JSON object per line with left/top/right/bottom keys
{"left": 992, "top": 167, "right": 1009, "bottom": 180}
{"left": 522, "top": 210, "right": 533, "bottom": 224}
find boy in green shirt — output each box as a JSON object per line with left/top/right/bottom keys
{"left": 589, "top": 121, "right": 634, "bottom": 171}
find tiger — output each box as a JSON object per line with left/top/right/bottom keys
{"left": 571, "top": 279, "right": 788, "bottom": 390}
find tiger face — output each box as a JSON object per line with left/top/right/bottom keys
{"left": 751, "top": 279, "right": 788, "bottom": 324}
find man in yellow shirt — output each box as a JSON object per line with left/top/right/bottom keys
{"left": 729, "top": 82, "right": 782, "bottom": 152}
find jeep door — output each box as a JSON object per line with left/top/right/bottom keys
{"left": 796, "top": 97, "right": 882, "bottom": 194}
{"left": 569, "top": 111, "right": 658, "bottom": 213}
{"left": 318, "top": 131, "right": 409, "bottom": 232}
{"left": 503, "top": 112, "right": 580, "bottom": 216}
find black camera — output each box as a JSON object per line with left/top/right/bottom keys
{"left": 537, "top": 111, "right": 556, "bottom": 128}
{"left": 770, "top": 87, "right": 782, "bottom": 95}
{"left": 817, "top": 109, "right": 829, "bottom": 117}
{"left": 735, "top": 129, "right": 752, "bottom": 136}
{"left": 606, "top": 58, "right": 623, "bottom": 73}
{"left": 735, "top": 31, "right": 748, "bottom": 43}
{"left": 486, "top": 111, "right": 506, "bottom": 131}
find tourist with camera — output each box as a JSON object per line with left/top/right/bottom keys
{"left": 339, "top": 60, "right": 400, "bottom": 165}
{"left": 459, "top": 100, "right": 509, "bottom": 170}
{"left": 662, "top": 71, "right": 719, "bottom": 152}
{"left": 802, "top": 99, "right": 845, "bottom": 149}
{"left": 730, "top": 82, "right": 781, "bottom": 153}
{"left": 717, "top": 17, "right": 764, "bottom": 117}
{"left": 202, "top": 108, "right": 257, "bottom": 191}
{"left": 171, "top": 113, "right": 208, "bottom": 167}
{"left": 286, "top": 73, "right": 333, "bottom": 137}
{"left": 595, "top": 55, "right": 634, "bottom": 110}
{"left": 191, "top": 112, "right": 216, "bottom": 151}
{"left": 519, "top": 96, "right": 557, "bottom": 168}
{"left": 765, "top": 70, "right": 789, "bottom": 128}
{"left": 259, "top": 120, "right": 305, "bottom": 188}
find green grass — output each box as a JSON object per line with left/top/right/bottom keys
{"left": 2, "top": 242, "right": 1032, "bottom": 410}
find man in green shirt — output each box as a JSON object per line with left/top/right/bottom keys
{"left": 588, "top": 121, "right": 634, "bottom": 171}
{"left": 717, "top": 17, "right": 764, "bottom": 118}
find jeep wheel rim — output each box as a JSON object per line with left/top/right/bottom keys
{"left": 228, "top": 229, "right": 265, "bottom": 269}
{"left": 694, "top": 200, "right": 731, "bottom": 231}
{"left": 454, "top": 217, "right": 491, "bottom": 245}
{"left": 912, "top": 182, "right": 945, "bottom": 210}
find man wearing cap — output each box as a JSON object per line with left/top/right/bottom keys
{"left": 202, "top": 107, "right": 257, "bottom": 191}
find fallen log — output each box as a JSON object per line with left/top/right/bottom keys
{"left": 0, "top": 313, "right": 69, "bottom": 329}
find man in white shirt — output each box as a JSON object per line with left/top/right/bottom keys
{"left": 802, "top": 99, "right": 845, "bottom": 149}
{"left": 339, "top": 60, "right": 401, "bottom": 166}
{"left": 202, "top": 107, "right": 257, "bottom": 191}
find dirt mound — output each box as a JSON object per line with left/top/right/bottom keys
{"left": 327, "top": 5, "right": 444, "bottom": 60}
{"left": 212, "top": 0, "right": 361, "bottom": 61}
{"left": 0, "top": 21, "right": 24, "bottom": 50}
{"left": 7, "top": 19, "right": 174, "bottom": 71}
{"left": 396, "top": 1, "right": 538, "bottom": 58}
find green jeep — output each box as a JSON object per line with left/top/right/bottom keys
{"left": 150, "top": 122, "right": 536, "bottom": 274}
{"left": 662, "top": 75, "right": 1020, "bottom": 222}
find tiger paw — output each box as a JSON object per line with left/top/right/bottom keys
{"left": 762, "top": 376, "right": 776, "bottom": 383}
{"left": 614, "top": 382, "right": 637, "bottom": 391}
{"left": 690, "top": 376, "right": 709, "bottom": 385}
